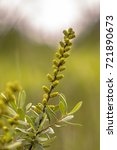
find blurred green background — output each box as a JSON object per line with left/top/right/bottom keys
{"left": 0, "top": 21, "right": 99, "bottom": 150}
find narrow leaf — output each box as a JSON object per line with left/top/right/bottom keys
{"left": 7, "top": 106, "right": 17, "bottom": 116}
{"left": 39, "top": 113, "right": 47, "bottom": 130}
{"left": 18, "top": 90, "right": 26, "bottom": 108}
{"left": 62, "top": 121, "right": 82, "bottom": 126}
{"left": 25, "top": 115, "right": 35, "bottom": 131}
{"left": 59, "top": 101, "right": 66, "bottom": 116}
{"left": 26, "top": 103, "right": 32, "bottom": 111}
{"left": 46, "top": 106, "right": 58, "bottom": 120}
{"left": 48, "top": 127, "right": 55, "bottom": 134}
{"left": 17, "top": 108, "right": 25, "bottom": 120}
{"left": 68, "top": 101, "right": 82, "bottom": 115}
{"left": 60, "top": 115, "right": 74, "bottom": 122}
{"left": 15, "top": 127, "right": 30, "bottom": 134}
{"left": 59, "top": 93, "right": 67, "bottom": 111}
{"left": 4, "top": 141, "right": 22, "bottom": 149}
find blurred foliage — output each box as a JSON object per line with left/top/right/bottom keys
{"left": 0, "top": 21, "right": 99, "bottom": 150}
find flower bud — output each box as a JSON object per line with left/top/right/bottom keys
{"left": 49, "top": 105, "right": 55, "bottom": 110}
{"left": 59, "top": 58, "right": 65, "bottom": 65}
{"left": 53, "top": 59, "right": 59, "bottom": 66}
{"left": 43, "top": 94, "right": 48, "bottom": 99}
{"left": 3, "top": 126, "right": 8, "bottom": 132}
{"left": 42, "top": 86, "right": 50, "bottom": 93}
{"left": 63, "top": 53, "right": 70, "bottom": 58}
{"left": 60, "top": 41, "right": 65, "bottom": 47}
{"left": 53, "top": 69, "right": 58, "bottom": 76}
{"left": 63, "top": 30, "right": 68, "bottom": 36}
{"left": 64, "top": 47, "right": 70, "bottom": 52}
{"left": 68, "top": 28, "right": 73, "bottom": 33}
{"left": 42, "top": 98, "right": 47, "bottom": 105}
{"left": 52, "top": 80, "right": 59, "bottom": 87}
{"left": 59, "top": 66, "right": 66, "bottom": 71}
{"left": 67, "top": 42, "right": 72, "bottom": 46}
{"left": 50, "top": 92, "right": 59, "bottom": 98}
{"left": 56, "top": 52, "right": 61, "bottom": 59}
{"left": 37, "top": 103, "right": 44, "bottom": 110}
{"left": 69, "top": 34, "right": 75, "bottom": 39}
{"left": 59, "top": 48, "right": 64, "bottom": 55}
{"left": 56, "top": 74, "right": 64, "bottom": 80}
{"left": 14, "top": 114, "right": 19, "bottom": 120}
{"left": 64, "top": 38, "right": 69, "bottom": 44}
{"left": 47, "top": 74, "right": 53, "bottom": 82}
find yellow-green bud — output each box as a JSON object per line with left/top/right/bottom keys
{"left": 68, "top": 28, "right": 73, "bottom": 33}
{"left": 63, "top": 30, "right": 68, "bottom": 36}
{"left": 52, "top": 65, "right": 57, "bottom": 69}
{"left": 56, "top": 52, "right": 61, "bottom": 59}
{"left": 6, "top": 81, "right": 22, "bottom": 93}
{"left": 53, "top": 59, "right": 59, "bottom": 66}
{"left": 59, "top": 66, "right": 66, "bottom": 71}
{"left": 63, "top": 53, "right": 70, "bottom": 58}
{"left": 59, "top": 58, "right": 65, "bottom": 65}
{"left": 56, "top": 74, "right": 64, "bottom": 80}
{"left": 43, "top": 94, "right": 48, "bottom": 99}
{"left": 60, "top": 41, "right": 65, "bottom": 47}
{"left": 59, "top": 48, "right": 64, "bottom": 55}
{"left": 34, "top": 105, "right": 42, "bottom": 113}
{"left": 48, "top": 105, "right": 55, "bottom": 110}
{"left": 42, "top": 86, "right": 50, "bottom": 93}
{"left": 52, "top": 80, "right": 59, "bottom": 87}
{"left": 37, "top": 103, "right": 44, "bottom": 110}
{"left": 64, "top": 47, "right": 70, "bottom": 52}
{"left": 47, "top": 74, "right": 53, "bottom": 82}
{"left": 50, "top": 92, "right": 59, "bottom": 98}
{"left": 8, "top": 118, "right": 17, "bottom": 125}
{"left": 69, "top": 34, "right": 75, "bottom": 39}
{"left": 67, "top": 42, "right": 72, "bottom": 46}
{"left": 42, "top": 98, "right": 47, "bottom": 105}
{"left": 53, "top": 69, "right": 58, "bottom": 76}
{"left": 3, "top": 126, "right": 9, "bottom": 132}
{"left": 5, "top": 89, "right": 16, "bottom": 102}
{"left": 64, "top": 38, "right": 69, "bottom": 44}
{"left": 14, "top": 114, "right": 19, "bottom": 120}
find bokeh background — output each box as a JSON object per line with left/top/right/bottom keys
{"left": 0, "top": 0, "right": 100, "bottom": 150}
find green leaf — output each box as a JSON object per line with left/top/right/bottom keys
{"left": 68, "top": 101, "right": 82, "bottom": 115}
{"left": 54, "top": 124, "right": 64, "bottom": 128}
{"left": 61, "top": 121, "right": 82, "bottom": 126}
{"left": 17, "top": 108, "right": 25, "bottom": 120}
{"left": 59, "top": 101, "right": 66, "bottom": 116}
{"left": 26, "top": 103, "right": 32, "bottom": 111}
{"left": 59, "top": 93, "right": 67, "bottom": 111}
{"left": 25, "top": 115, "right": 35, "bottom": 131}
{"left": 18, "top": 120, "right": 28, "bottom": 126}
{"left": 37, "top": 137, "right": 48, "bottom": 142}
{"left": 47, "top": 127, "right": 55, "bottom": 134}
{"left": 7, "top": 106, "right": 17, "bottom": 116}
{"left": 18, "top": 90, "right": 26, "bottom": 108}
{"left": 46, "top": 106, "right": 58, "bottom": 121}
{"left": 9, "top": 100, "right": 17, "bottom": 112}
{"left": 39, "top": 113, "right": 47, "bottom": 130}
{"left": 60, "top": 115, "right": 74, "bottom": 122}
{"left": 4, "top": 141, "right": 22, "bottom": 149}
{"left": 15, "top": 127, "right": 30, "bottom": 134}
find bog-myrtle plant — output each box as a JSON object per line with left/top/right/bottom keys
{"left": 0, "top": 28, "right": 82, "bottom": 150}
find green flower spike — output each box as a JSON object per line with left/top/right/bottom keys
{"left": 41, "top": 28, "right": 76, "bottom": 109}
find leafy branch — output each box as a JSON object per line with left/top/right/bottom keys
{"left": 0, "top": 28, "right": 82, "bottom": 150}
